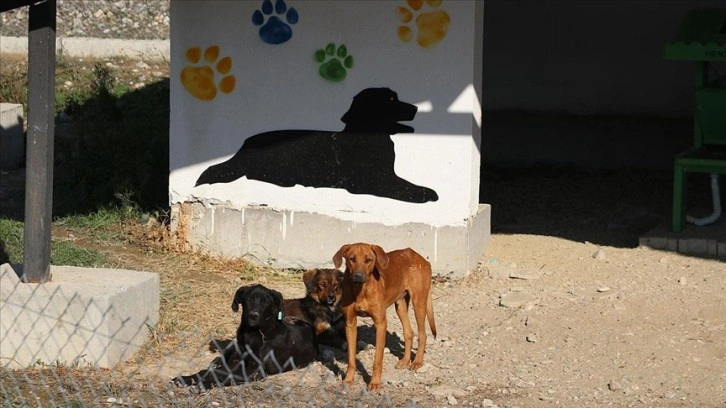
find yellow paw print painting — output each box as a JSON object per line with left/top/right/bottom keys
{"left": 396, "top": 0, "right": 450, "bottom": 49}
{"left": 181, "top": 45, "right": 236, "bottom": 101}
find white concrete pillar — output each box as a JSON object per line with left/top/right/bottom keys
{"left": 169, "top": 0, "right": 488, "bottom": 277}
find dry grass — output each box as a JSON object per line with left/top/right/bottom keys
{"left": 2, "top": 217, "right": 328, "bottom": 406}
{"left": 88, "top": 218, "right": 308, "bottom": 360}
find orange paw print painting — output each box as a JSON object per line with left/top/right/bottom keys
{"left": 396, "top": 0, "right": 450, "bottom": 49}
{"left": 181, "top": 45, "right": 236, "bottom": 101}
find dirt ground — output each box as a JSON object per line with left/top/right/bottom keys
{"left": 150, "top": 231, "right": 726, "bottom": 408}
{"left": 5, "top": 166, "right": 726, "bottom": 408}
{"left": 2, "top": 54, "right": 725, "bottom": 406}
{"left": 123, "top": 181, "right": 726, "bottom": 408}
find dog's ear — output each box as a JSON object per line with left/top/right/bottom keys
{"left": 302, "top": 269, "right": 317, "bottom": 294}
{"left": 270, "top": 288, "right": 284, "bottom": 314}
{"left": 231, "top": 286, "right": 249, "bottom": 313}
{"left": 372, "top": 245, "right": 389, "bottom": 271}
{"left": 333, "top": 244, "right": 349, "bottom": 269}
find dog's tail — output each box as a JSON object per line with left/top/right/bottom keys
{"left": 427, "top": 286, "right": 437, "bottom": 339}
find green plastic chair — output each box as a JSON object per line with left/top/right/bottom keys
{"left": 664, "top": 8, "right": 726, "bottom": 232}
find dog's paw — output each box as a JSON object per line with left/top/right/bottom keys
{"left": 252, "top": 0, "right": 299, "bottom": 45}
{"left": 170, "top": 375, "right": 194, "bottom": 388}
{"left": 394, "top": 358, "right": 411, "bottom": 370}
{"left": 180, "top": 45, "right": 236, "bottom": 101}
{"left": 314, "top": 42, "right": 354, "bottom": 83}
{"left": 396, "top": 0, "right": 451, "bottom": 48}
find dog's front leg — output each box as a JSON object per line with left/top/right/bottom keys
{"left": 368, "top": 314, "right": 387, "bottom": 391}
{"left": 343, "top": 309, "right": 358, "bottom": 387}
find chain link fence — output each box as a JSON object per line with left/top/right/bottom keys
{"left": 0, "top": 262, "right": 405, "bottom": 407}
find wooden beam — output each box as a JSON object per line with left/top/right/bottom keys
{"left": 23, "top": 0, "right": 56, "bottom": 283}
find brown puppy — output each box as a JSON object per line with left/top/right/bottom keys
{"left": 209, "top": 269, "right": 346, "bottom": 356}
{"left": 334, "top": 243, "right": 437, "bottom": 391}
{"left": 283, "top": 268, "right": 346, "bottom": 348}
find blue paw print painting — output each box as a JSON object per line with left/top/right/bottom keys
{"left": 252, "top": 0, "right": 299, "bottom": 45}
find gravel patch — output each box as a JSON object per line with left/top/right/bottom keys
{"left": 1, "top": 0, "right": 169, "bottom": 40}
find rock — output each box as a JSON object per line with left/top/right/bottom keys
{"left": 482, "top": 399, "right": 495, "bottom": 407}
{"left": 526, "top": 334, "right": 538, "bottom": 343}
{"left": 447, "top": 395, "right": 458, "bottom": 405}
{"left": 678, "top": 276, "right": 687, "bottom": 286}
{"left": 608, "top": 380, "right": 623, "bottom": 391}
{"left": 597, "top": 286, "right": 611, "bottom": 292}
{"left": 593, "top": 249, "right": 606, "bottom": 260}
{"left": 500, "top": 292, "right": 533, "bottom": 309}
{"left": 428, "top": 385, "right": 469, "bottom": 398}
{"left": 488, "top": 265, "right": 512, "bottom": 280}
{"left": 595, "top": 290, "right": 619, "bottom": 300}
{"left": 664, "top": 391, "right": 677, "bottom": 399}
{"left": 509, "top": 270, "right": 540, "bottom": 280}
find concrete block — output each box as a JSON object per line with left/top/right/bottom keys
{"left": 172, "top": 202, "right": 491, "bottom": 279}
{"left": 638, "top": 225, "right": 668, "bottom": 250}
{"left": 0, "top": 263, "right": 159, "bottom": 368}
{"left": 212, "top": 206, "right": 246, "bottom": 258}
{"left": 678, "top": 237, "right": 709, "bottom": 256}
{"left": 0, "top": 103, "right": 24, "bottom": 170}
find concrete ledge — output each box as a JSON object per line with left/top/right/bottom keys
{"left": 171, "top": 202, "right": 491, "bottom": 278}
{"left": 640, "top": 223, "right": 726, "bottom": 260}
{"left": 0, "top": 264, "right": 159, "bottom": 368}
{"left": 0, "top": 36, "right": 169, "bottom": 60}
{"left": 0, "top": 103, "right": 24, "bottom": 171}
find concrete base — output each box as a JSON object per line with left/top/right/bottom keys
{"left": 171, "top": 202, "right": 491, "bottom": 279}
{"left": 0, "top": 103, "right": 24, "bottom": 171}
{"left": 0, "top": 36, "right": 169, "bottom": 61}
{"left": 640, "top": 223, "right": 726, "bottom": 260}
{"left": 0, "top": 264, "right": 159, "bottom": 368}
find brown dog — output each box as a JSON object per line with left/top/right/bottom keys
{"left": 283, "top": 268, "right": 346, "bottom": 348}
{"left": 334, "top": 243, "right": 437, "bottom": 390}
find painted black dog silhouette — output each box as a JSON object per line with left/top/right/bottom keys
{"left": 195, "top": 88, "right": 438, "bottom": 203}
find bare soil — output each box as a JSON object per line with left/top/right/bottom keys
{"left": 2, "top": 55, "right": 725, "bottom": 407}
{"left": 3, "top": 166, "right": 725, "bottom": 408}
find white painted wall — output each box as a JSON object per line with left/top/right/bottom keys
{"left": 170, "top": 0, "right": 483, "bottom": 227}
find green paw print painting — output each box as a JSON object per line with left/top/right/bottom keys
{"left": 314, "top": 43, "right": 353, "bottom": 83}
{"left": 397, "top": 0, "right": 450, "bottom": 48}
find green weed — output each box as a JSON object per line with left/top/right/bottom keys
{"left": 0, "top": 217, "right": 107, "bottom": 267}
{"left": 0, "top": 218, "right": 24, "bottom": 264}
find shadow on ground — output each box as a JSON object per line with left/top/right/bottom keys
{"left": 0, "top": 77, "right": 170, "bottom": 221}
{"left": 479, "top": 164, "right": 719, "bottom": 249}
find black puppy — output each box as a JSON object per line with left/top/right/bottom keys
{"left": 172, "top": 284, "right": 317, "bottom": 389}
{"left": 195, "top": 88, "right": 438, "bottom": 203}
